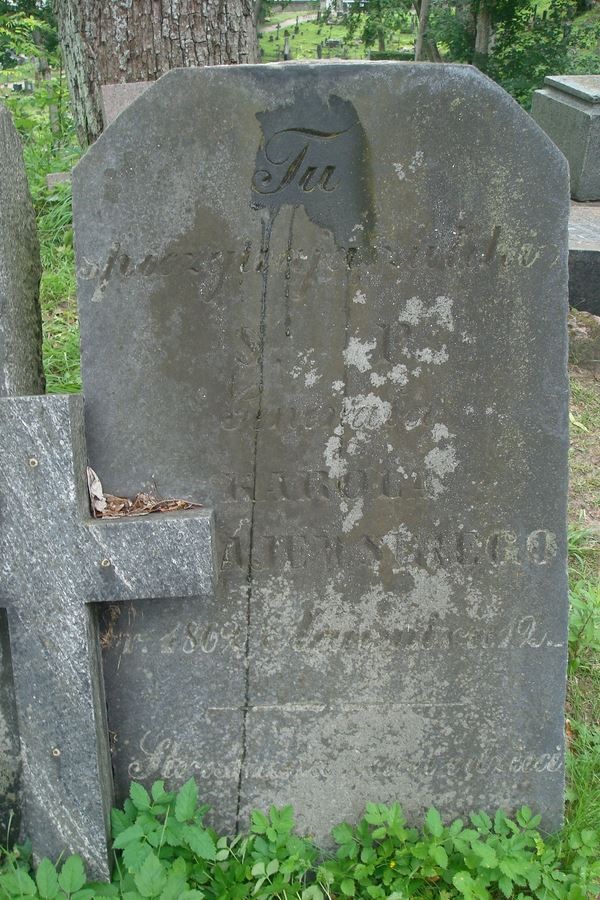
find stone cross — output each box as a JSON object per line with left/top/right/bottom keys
{"left": 0, "top": 394, "right": 215, "bottom": 880}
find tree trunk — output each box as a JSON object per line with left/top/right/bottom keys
{"left": 54, "top": 0, "right": 258, "bottom": 147}
{"left": 474, "top": 4, "right": 492, "bottom": 67}
{"left": 414, "top": 0, "right": 432, "bottom": 61}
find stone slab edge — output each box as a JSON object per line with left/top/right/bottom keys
{"left": 544, "top": 75, "right": 600, "bottom": 105}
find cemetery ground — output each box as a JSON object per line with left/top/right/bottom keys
{"left": 258, "top": 16, "right": 413, "bottom": 63}
{"left": 0, "top": 70, "right": 599, "bottom": 898}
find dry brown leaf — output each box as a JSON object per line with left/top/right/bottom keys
{"left": 87, "top": 467, "right": 107, "bottom": 518}
{"left": 87, "top": 467, "right": 202, "bottom": 518}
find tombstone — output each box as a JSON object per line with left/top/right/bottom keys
{"left": 73, "top": 63, "right": 569, "bottom": 841}
{"left": 283, "top": 36, "right": 292, "bottom": 60}
{"left": 100, "top": 82, "right": 151, "bottom": 128}
{"left": 0, "top": 393, "right": 215, "bottom": 878}
{"left": 0, "top": 102, "right": 44, "bottom": 838}
{"left": 569, "top": 200, "right": 600, "bottom": 316}
{"left": 532, "top": 75, "right": 600, "bottom": 201}
{"left": 46, "top": 171, "right": 72, "bottom": 189}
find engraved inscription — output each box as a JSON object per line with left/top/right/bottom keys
{"left": 251, "top": 94, "right": 374, "bottom": 248}
{"left": 109, "top": 612, "right": 562, "bottom": 668}
{"left": 252, "top": 127, "right": 346, "bottom": 196}
{"left": 223, "top": 469, "right": 424, "bottom": 502}
{"left": 127, "top": 730, "right": 563, "bottom": 784}
{"left": 219, "top": 527, "right": 559, "bottom": 573}
{"left": 304, "top": 614, "right": 564, "bottom": 654}
{"left": 76, "top": 226, "right": 551, "bottom": 298}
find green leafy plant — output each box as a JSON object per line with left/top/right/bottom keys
{"left": 317, "top": 804, "right": 599, "bottom": 898}
{"left": 108, "top": 778, "right": 217, "bottom": 897}
{"left": 1, "top": 791, "right": 598, "bottom": 899}
{"left": 0, "top": 843, "right": 94, "bottom": 900}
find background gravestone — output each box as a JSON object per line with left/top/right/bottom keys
{"left": 100, "top": 82, "right": 150, "bottom": 126}
{"left": 532, "top": 75, "right": 600, "bottom": 201}
{"left": 74, "top": 63, "right": 569, "bottom": 837}
{"left": 0, "top": 102, "right": 44, "bottom": 839}
{"left": 568, "top": 200, "right": 600, "bottom": 316}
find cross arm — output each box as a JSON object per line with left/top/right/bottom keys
{"left": 84, "top": 510, "right": 215, "bottom": 603}
{"left": 0, "top": 393, "right": 217, "bottom": 880}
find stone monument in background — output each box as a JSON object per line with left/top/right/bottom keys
{"left": 532, "top": 75, "right": 600, "bottom": 316}
{"left": 532, "top": 75, "right": 599, "bottom": 202}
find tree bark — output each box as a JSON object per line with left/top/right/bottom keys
{"left": 414, "top": 0, "right": 438, "bottom": 61}
{"left": 474, "top": 4, "right": 492, "bottom": 66}
{"left": 54, "top": 0, "right": 258, "bottom": 147}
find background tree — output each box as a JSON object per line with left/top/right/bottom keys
{"left": 486, "top": 0, "right": 577, "bottom": 103}
{"left": 0, "top": 1, "right": 56, "bottom": 67}
{"left": 53, "top": 0, "right": 259, "bottom": 147}
{"left": 346, "top": 0, "right": 412, "bottom": 51}
{"left": 414, "top": 0, "right": 442, "bottom": 58}
{"left": 346, "top": 0, "right": 441, "bottom": 59}
{"left": 429, "top": 0, "right": 575, "bottom": 71}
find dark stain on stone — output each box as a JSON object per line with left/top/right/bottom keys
{"left": 250, "top": 94, "right": 375, "bottom": 251}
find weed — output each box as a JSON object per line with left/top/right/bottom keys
{"left": 0, "top": 787, "right": 598, "bottom": 898}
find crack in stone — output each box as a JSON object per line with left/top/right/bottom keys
{"left": 235, "top": 208, "right": 276, "bottom": 831}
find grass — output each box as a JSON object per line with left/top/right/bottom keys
{"left": 564, "top": 315, "right": 600, "bottom": 855}
{"left": 260, "top": 7, "right": 320, "bottom": 27}
{"left": 260, "top": 19, "right": 366, "bottom": 61}
{"left": 259, "top": 12, "right": 414, "bottom": 61}
{"left": 569, "top": 376, "right": 600, "bottom": 522}
{"left": 1, "top": 72, "right": 82, "bottom": 393}
{"left": 36, "top": 182, "right": 80, "bottom": 393}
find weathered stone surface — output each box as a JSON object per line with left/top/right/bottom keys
{"left": 0, "top": 101, "right": 44, "bottom": 841}
{"left": 46, "top": 171, "right": 72, "bottom": 189}
{"left": 0, "top": 612, "right": 19, "bottom": 840}
{"left": 100, "top": 82, "right": 150, "bottom": 126}
{"left": 0, "top": 394, "right": 215, "bottom": 878}
{"left": 74, "top": 63, "right": 570, "bottom": 837}
{"left": 532, "top": 75, "right": 600, "bottom": 201}
{"left": 569, "top": 200, "right": 600, "bottom": 315}
{"left": 0, "top": 104, "right": 44, "bottom": 396}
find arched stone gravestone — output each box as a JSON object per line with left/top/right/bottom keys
{"left": 74, "top": 63, "right": 570, "bottom": 838}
